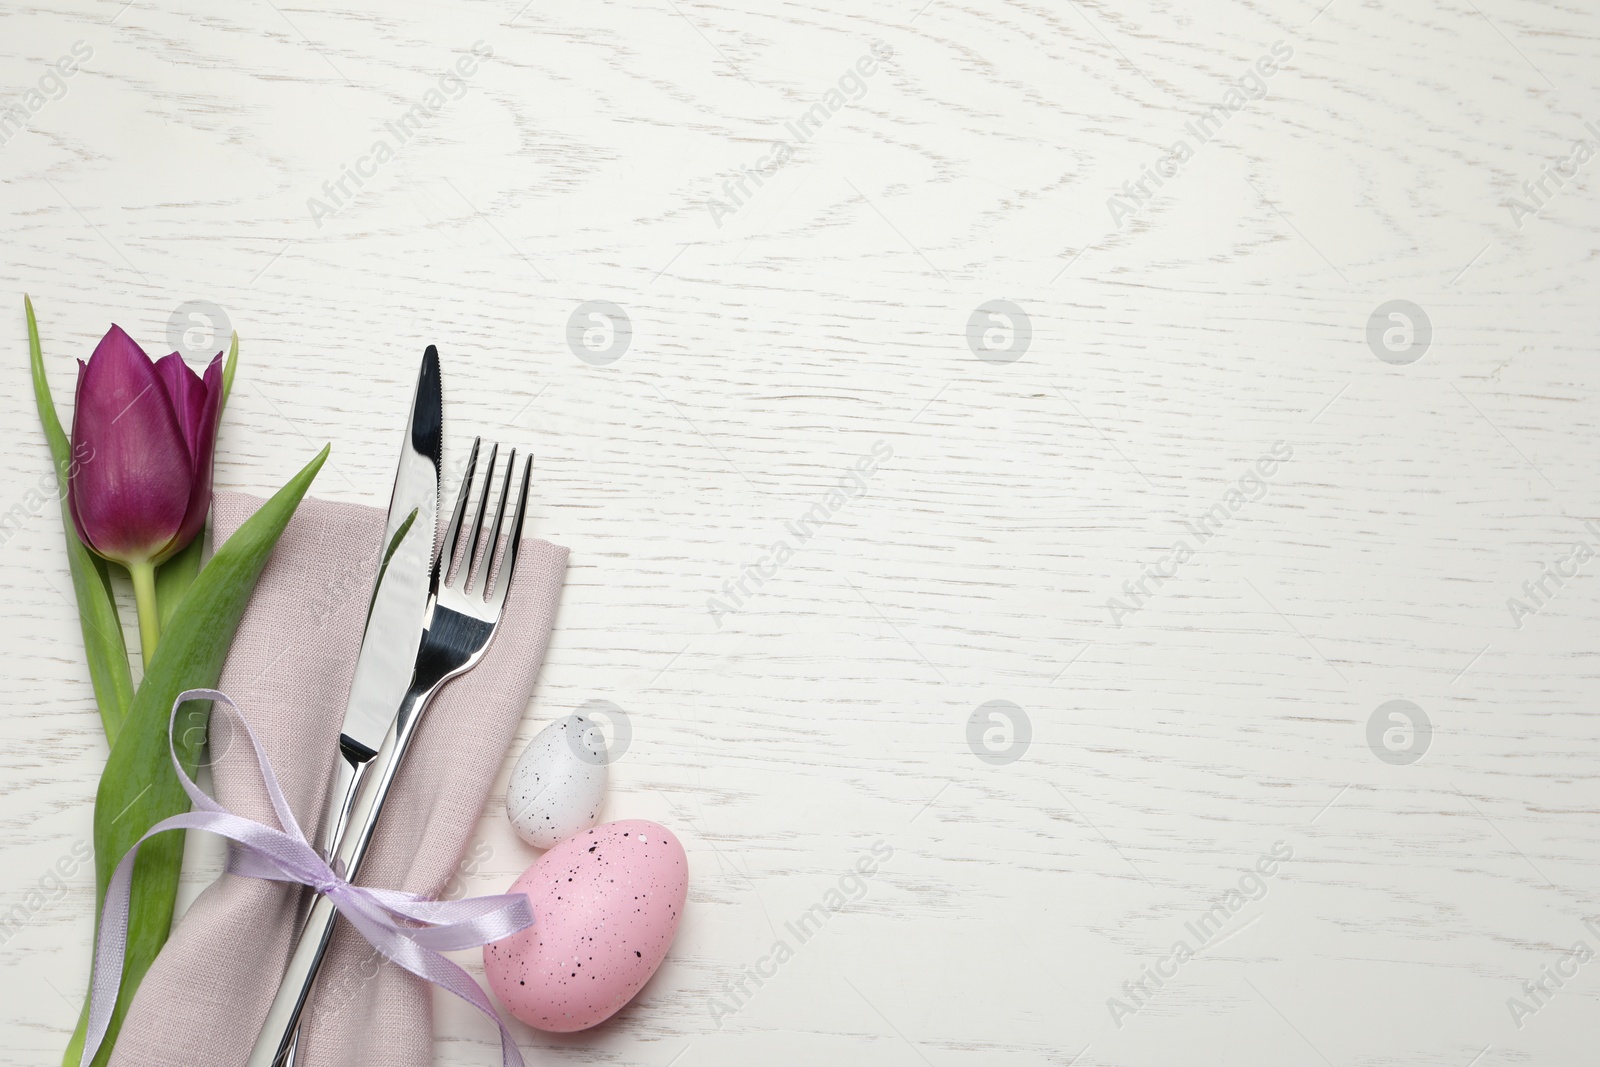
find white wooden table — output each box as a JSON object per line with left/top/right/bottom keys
{"left": 2, "top": 0, "right": 1598, "bottom": 1063}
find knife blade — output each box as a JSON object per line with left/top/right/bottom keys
{"left": 319, "top": 346, "right": 441, "bottom": 856}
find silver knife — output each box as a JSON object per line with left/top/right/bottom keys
{"left": 247, "top": 347, "right": 442, "bottom": 1067}
{"left": 319, "top": 347, "right": 442, "bottom": 858}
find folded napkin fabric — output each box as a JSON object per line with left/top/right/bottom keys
{"left": 109, "top": 490, "right": 567, "bottom": 1067}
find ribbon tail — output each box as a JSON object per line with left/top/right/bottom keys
{"left": 336, "top": 900, "right": 527, "bottom": 1067}
{"left": 82, "top": 824, "right": 138, "bottom": 1065}
{"left": 81, "top": 806, "right": 335, "bottom": 1064}
{"left": 82, "top": 809, "right": 255, "bottom": 1065}
{"left": 421, "top": 947, "right": 528, "bottom": 1067}
{"left": 366, "top": 890, "right": 534, "bottom": 951}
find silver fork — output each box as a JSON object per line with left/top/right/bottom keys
{"left": 251, "top": 438, "right": 532, "bottom": 1067}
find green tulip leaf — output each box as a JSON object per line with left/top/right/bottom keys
{"left": 68, "top": 443, "right": 329, "bottom": 1067}
{"left": 26, "top": 296, "right": 134, "bottom": 743}
{"left": 222, "top": 330, "right": 239, "bottom": 406}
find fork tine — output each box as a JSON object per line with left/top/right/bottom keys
{"left": 462, "top": 442, "right": 500, "bottom": 589}
{"left": 487, "top": 454, "right": 532, "bottom": 615}
{"left": 480, "top": 448, "right": 515, "bottom": 601}
{"left": 437, "top": 437, "right": 481, "bottom": 589}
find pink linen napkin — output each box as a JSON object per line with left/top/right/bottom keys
{"left": 108, "top": 490, "right": 567, "bottom": 1067}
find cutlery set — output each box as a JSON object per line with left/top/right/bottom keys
{"left": 248, "top": 347, "right": 531, "bottom": 1066}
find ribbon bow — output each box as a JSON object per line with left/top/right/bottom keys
{"left": 84, "top": 689, "right": 533, "bottom": 1067}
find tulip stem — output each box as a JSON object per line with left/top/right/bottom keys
{"left": 128, "top": 560, "right": 160, "bottom": 667}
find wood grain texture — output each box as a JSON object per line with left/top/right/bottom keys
{"left": 1, "top": 0, "right": 1598, "bottom": 1063}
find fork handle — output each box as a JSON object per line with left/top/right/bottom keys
{"left": 247, "top": 678, "right": 435, "bottom": 1067}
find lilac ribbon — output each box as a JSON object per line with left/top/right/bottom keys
{"left": 83, "top": 689, "right": 533, "bottom": 1067}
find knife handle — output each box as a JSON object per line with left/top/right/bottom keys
{"left": 248, "top": 893, "right": 338, "bottom": 1067}
{"left": 242, "top": 749, "right": 372, "bottom": 1067}
{"left": 321, "top": 736, "right": 378, "bottom": 859}
{"left": 247, "top": 681, "right": 434, "bottom": 1067}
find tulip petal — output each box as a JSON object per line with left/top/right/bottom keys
{"left": 69, "top": 325, "right": 193, "bottom": 565}
{"left": 67, "top": 380, "right": 91, "bottom": 547}
{"left": 164, "top": 353, "right": 224, "bottom": 557}
{"left": 153, "top": 352, "right": 212, "bottom": 460}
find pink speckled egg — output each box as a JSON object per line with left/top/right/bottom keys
{"left": 484, "top": 819, "right": 686, "bottom": 1032}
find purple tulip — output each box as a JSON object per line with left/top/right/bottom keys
{"left": 68, "top": 324, "right": 223, "bottom": 571}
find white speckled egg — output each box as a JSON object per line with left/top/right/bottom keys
{"left": 506, "top": 715, "right": 607, "bottom": 848}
